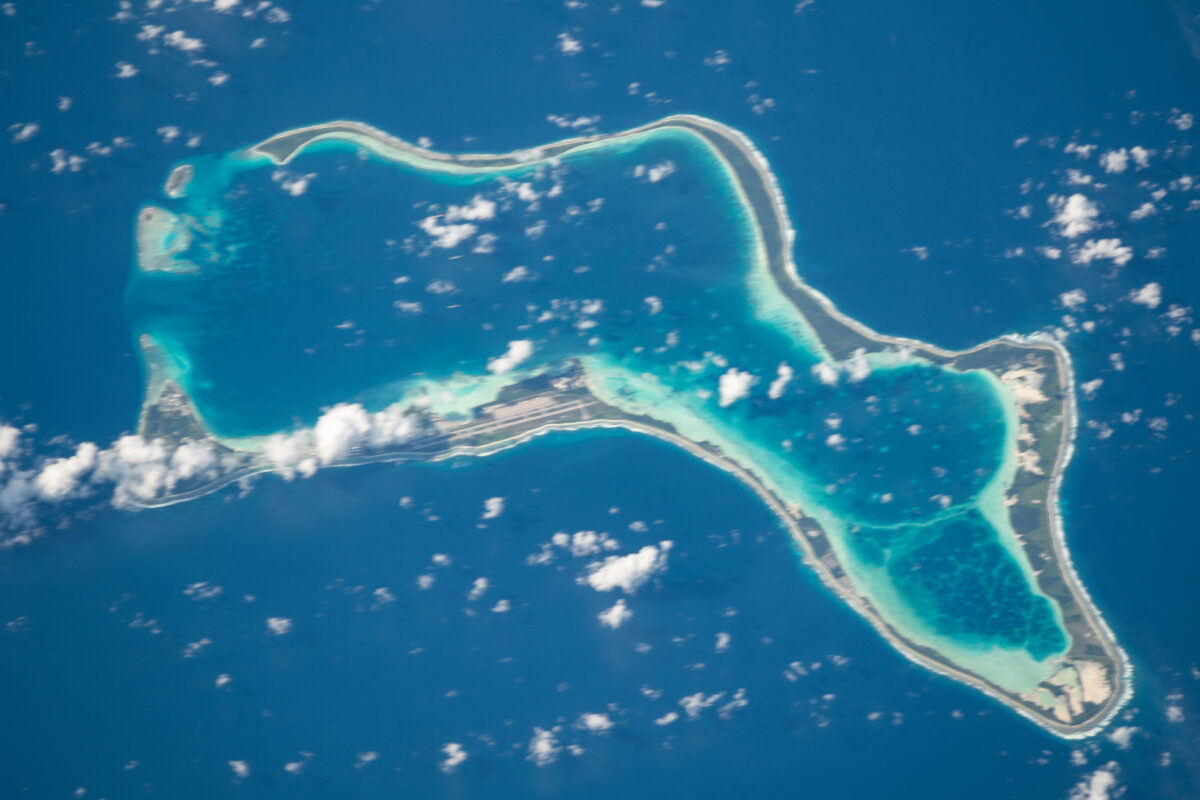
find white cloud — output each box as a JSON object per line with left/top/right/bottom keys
{"left": 481, "top": 496, "right": 506, "bottom": 519}
{"left": 439, "top": 743, "right": 467, "bottom": 774}
{"left": 597, "top": 598, "right": 632, "bottom": 628}
{"left": 0, "top": 425, "right": 19, "bottom": 462}
{"left": 1099, "top": 149, "right": 1128, "bottom": 174}
{"left": 703, "top": 50, "right": 731, "bottom": 69}
{"left": 35, "top": 442, "right": 98, "bottom": 500}
{"left": 714, "top": 632, "right": 731, "bottom": 653}
{"left": 717, "top": 368, "right": 757, "bottom": 407}
{"left": 418, "top": 216, "right": 476, "bottom": 249}
{"left": 491, "top": 598, "right": 511, "bottom": 613}
{"left": 527, "top": 727, "right": 562, "bottom": 766}
{"left": 644, "top": 296, "right": 663, "bottom": 315}
{"left": 1080, "top": 378, "right": 1103, "bottom": 399}
{"left": 425, "top": 279, "right": 458, "bottom": 295}
{"left": 1049, "top": 193, "right": 1100, "bottom": 238}
{"left": 1066, "top": 762, "right": 1120, "bottom": 800}
{"left": 678, "top": 691, "right": 724, "bottom": 719}
{"left": 633, "top": 161, "right": 676, "bottom": 182}
{"left": 312, "top": 404, "right": 372, "bottom": 464}
{"left": 556, "top": 32, "right": 582, "bottom": 55}
{"left": 114, "top": 62, "right": 139, "bottom": 78}
{"left": 1129, "top": 202, "right": 1157, "bottom": 221}
{"left": 94, "top": 435, "right": 171, "bottom": 508}
{"left": 1073, "top": 238, "right": 1132, "bottom": 268}
{"left": 266, "top": 617, "right": 293, "bottom": 635}
{"left": 446, "top": 195, "right": 496, "bottom": 222}
{"left": 1129, "top": 282, "right": 1162, "bottom": 309}
{"left": 811, "top": 362, "right": 839, "bottom": 386}
{"left": 467, "top": 577, "right": 489, "bottom": 602}
{"left": 1130, "top": 146, "right": 1152, "bottom": 168}
{"left": 228, "top": 760, "right": 250, "bottom": 779}
{"left": 9, "top": 122, "right": 38, "bottom": 143}
{"left": 502, "top": 265, "right": 531, "bottom": 283}
{"left": 1169, "top": 110, "right": 1194, "bottom": 131}
{"left": 584, "top": 542, "right": 672, "bottom": 594}
{"left": 170, "top": 440, "right": 218, "bottom": 483}
{"left": 163, "top": 30, "right": 205, "bottom": 52}
{"left": 1106, "top": 725, "right": 1138, "bottom": 750}
{"left": 1059, "top": 289, "right": 1088, "bottom": 309}
{"left": 654, "top": 711, "right": 679, "bottom": 725}
{"left": 272, "top": 170, "right": 316, "bottom": 196}
{"left": 578, "top": 713, "right": 614, "bottom": 732}
{"left": 768, "top": 363, "right": 793, "bottom": 399}
{"left": 487, "top": 340, "right": 534, "bottom": 374}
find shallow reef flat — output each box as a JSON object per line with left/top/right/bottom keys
{"left": 128, "top": 115, "right": 1128, "bottom": 736}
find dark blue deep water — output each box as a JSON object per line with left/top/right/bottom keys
{"left": 2, "top": 1, "right": 1199, "bottom": 797}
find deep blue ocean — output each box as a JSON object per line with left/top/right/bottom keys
{"left": 1, "top": 1, "right": 1198, "bottom": 797}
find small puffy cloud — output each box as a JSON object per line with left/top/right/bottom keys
{"left": 502, "top": 265, "right": 531, "bottom": 283}
{"left": 439, "top": 743, "right": 467, "bottom": 774}
{"left": 446, "top": 195, "right": 496, "bottom": 222}
{"left": 35, "top": 442, "right": 98, "bottom": 500}
{"left": 1073, "top": 238, "right": 1132, "bottom": 268}
{"left": 811, "top": 361, "right": 839, "bottom": 386}
{"left": 1048, "top": 193, "right": 1100, "bottom": 238}
{"left": 228, "top": 760, "right": 250, "bottom": 779}
{"left": 1066, "top": 762, "right": 1120, "bottom": 800}
{"left": 714, "top": 632, "right": 731, "bottom": 653}
{"left": 584, "top": 541, "right": 672, "bottom": 593}
{"left": 1080, "top": 378, "right": 1103, "bottom": 399}
{"left": 491, "top": 598, "right": 511, "bottom": 613}
{"left": 114, "top": 62, "right": 139, "bottom": 78}
{"left": 556, "top": 32, "right": 582, "bottom": 55}
{"left": 426, "top": 279, "right": 458, "bottom": 295}
{"left": 1059, "top": 289, "right": 1088, "bottom": 309}
{"left": 703, "top": 49, "right": 732, "bottom": 69}
{"left": 1169, "top": 109, "right": 1194, "bottom": 131}
{"left": 1099, "top": 149, "right": 1128, "bottom": 174}
{"left": 272, "top": 170, "right": 316, "bottom": 196}
{"left": 9, "top": 122, "right": 39, "bottom": 143}
{"left": 1130, "top": 146, "right": 1152, "bottom": 168}
{"left": 481, "top": 496, "right": 505, "bottom": 519}
{"left": 678, "top": 691, "right": 724, "bottom": 719}
{"left": 717, "top": 368, "right": 757, "bottom": 408}
{"left": 418, "top": 216, "right": 476, "bottom": 249}
{"left": 527, "top": 727, "right": 562, "bottom": 766}
{"left": 1129, "top": 202, "right": 1156, "bottom": 222}
{"left": 633, "top": 161, "right": 676, "bottom": 182}
{"left": 312, "top": 404, "right": 372, "bottom": 464}
{"left": 266, "top": 617, "right": 293, "bottom": 635}
{"left": 578, "top": 713, "right": 614, "bottom": 732}
{"left": 0, "top": 424, "right": 19, "bottom": 462}
{"left": 467, "top": 577, "right": 489, "bottom": 602}
{"left": 597, "top": 598, "right": 632, "bottom": 628}
{"left": 163, "top": 30, "right": 205, "bottom": 52}
{"left": 1129, "top": 282, "right": 1162, "bottom": 309}
{"left": 768, "top": 363, "right": 793, "bottom": 399}
{"left": 487, "top": 340, "right": 534, "bottom": 374}
{"left": 1106, "top": 725, "right": 1138, "bottom": 750}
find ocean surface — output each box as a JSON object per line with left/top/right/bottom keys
{"left": 1, "top": 1, "right": 1198, "bottom": 797}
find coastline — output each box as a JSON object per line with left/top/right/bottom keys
{"left": 133, "top": 114, "right": 1129, "bottom": 737}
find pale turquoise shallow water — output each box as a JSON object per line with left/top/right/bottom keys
{"left": 127, "top": 127, "right": 1067, "bottom": 689}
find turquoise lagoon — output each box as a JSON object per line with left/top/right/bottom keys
{"left": 128, "top": 124, "right": 1067, "bottom": 697}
